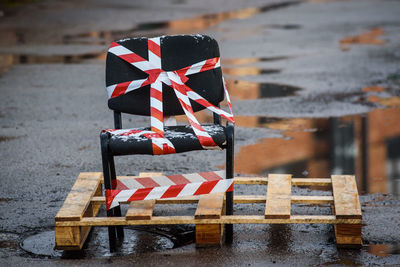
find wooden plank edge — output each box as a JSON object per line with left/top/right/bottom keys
{"left": 103, "top": 176, "right": 332, "bottom": 186}
{"left": 331, "top": 175, "right": 362, "bottom": 220}
{"left": 56, "top": 215, "right": 362, "bottom": 226}
{"left": 195, "top": 193, "right": 224, "bottom": 219}
{"left": 55, "top": 172, "right": 103, "bottom": 222}
{"left": 126, "top": 200, "right": 156, "bottom": 220}
{"left": 91, "top": 195, "right": 334, "bottom": 205}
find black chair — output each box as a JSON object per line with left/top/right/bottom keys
{"left": 100, "top": 35, "right": 234, "bottom": 251}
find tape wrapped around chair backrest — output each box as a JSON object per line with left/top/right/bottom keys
{"left": 106, "top": 35, "right": 224, "bottom": 116}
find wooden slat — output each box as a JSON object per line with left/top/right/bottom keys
{"left": 91, "top": 195, "right": 334, "bottom": 205}
{"left": 108, "top": 176, "right": 331, "bottom": 186}
{"left": 91, "top": 195, "right": 201, "bottom": 204}
{"left": 331, "top": 175, "right": 362, "bottom": 219}
{"left": 55, "top": 172, "right": 103, "bottom": 250}
{"left": 195, "top": 193, "right": 224, "bottom": 219}
{"left": 55, "top": 172, "right": 102, "bottom": 222}
{"left": 234, "top": 177, "right": 269, "bottom": 184}
{"left": 292, "top": 178, "right": 332, "bottom": 186}
{"left": 56, "top": 215, "right": 362, "bottom": 227}
{"left": 265, "top": 174, "right": 292, "bottom": 219}
{"left": 138, "top": 172, "right": 163, "bottom": 177}
{"left": 291, "top": 195, "right": 334, "bottom": 204}
{"left": 125, "top": 172, "right": 161, "bottom": 220}
{"left": 334, "top": 223, "right": 362, "bottom": 247}
{"left": 126, "top": 200, "right": 156, "bottom": 220}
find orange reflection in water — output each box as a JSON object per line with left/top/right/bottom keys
{"left": 222, "top": 56, "right": 289, "bottom": 66}
{"left": 235, "top": 107, "right": 400, "bottom": 195}
{"left": 340, "top": 28, "right": 385, "bottom": 51}
{"left": 223, "top": 67, "right": 280, "bottom": 77}
{"left": 226, "top": 80, "right": 301, "bottom": 100}
{"left": 167, "top": 7, "right": 260, "bottom": 32}
{"left": 362, "top": 86, "right": 385, "bottom": 93}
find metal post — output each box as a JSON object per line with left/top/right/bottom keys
{"left": 225, "top": 122, "right": 234, "bottom": 243}
{"left": 101, "top": 133, "right": 117, "bottom": 252}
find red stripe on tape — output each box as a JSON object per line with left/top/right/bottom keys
{"left": 194, "top": 180, "right": 219, "bottom": 195}
{"left": 227, "top": 182, "right": 234, "bottom": 192}
{"left": 119, "top": 53, "right": 147, "bottom": 64}
{"left": 137, "top": 177, "right": 160, "bottom": 188}
{"left": 128, "top": 187, "right": 153, "bottom": 201}
{"left": 105, "top": 189, "right": 121, "bottom": 210}
{"left": 150, "top": 107, "right": 163, "bottom": 122}
{"left": 152, "top": 144, "right": 163, "bottom": 155}
{"left": 163, "top": 143, "right": 175, "bottom": 154}
{"left": 167, "top": 174, "right": 191, "bottom": 185}
{"left": 111, "top": 81, "right": 130, "bottom": 98}
{"left": 201, "top": 58, "right": 217, "bottom": 72}
{"left": 148, "top": 39, "right": 161, "bottom": 58}
{"left": 198, "top": 171, "right": 222, "bottom": 181}
{"left": 150, "top": 88, "right": 163, "bottom": 101}
{"left": 145, "top": 69, "right": 161, "bottom": 83}
{"left": 116, "top": 180, "right": 129, "bottom": 190}
{"left": 161, "top": 184, "right": 185, "bottom": 198}
{"left": 110, "top": 42, "right": 119, "bottom": 48}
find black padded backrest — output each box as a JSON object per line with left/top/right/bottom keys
{"left": 106, "top": 35, "right": 224, "bottom": 116}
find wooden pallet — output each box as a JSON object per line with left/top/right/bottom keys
{"left": 55, "top": 172, "right": 362, "bottom": 250}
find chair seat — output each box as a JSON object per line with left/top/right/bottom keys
{"left": 106, "top": 124, "right": 227, "bottom": 156}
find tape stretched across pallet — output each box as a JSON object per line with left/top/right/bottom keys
{"left": 104, "top": 37, "right": 234, "bottom": 155}
{"left": 106, "top": 171, "right": 233, "bottom": 209}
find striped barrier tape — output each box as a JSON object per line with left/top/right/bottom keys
{"left": 106, "top": 171, "right": 233, "bottom": 209}
{"left": 105, "top": 37, "right": 234, "bottom": 155}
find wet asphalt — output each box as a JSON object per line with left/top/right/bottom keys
{"left": 0, "top": 0, "right": 399, "bottom": 265}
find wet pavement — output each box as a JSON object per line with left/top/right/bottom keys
{"left": 0, "top": 0, "right": 400, "bottom": 265}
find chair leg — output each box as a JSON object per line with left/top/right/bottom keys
{"left": 109, "top": 155, "right": 124, "bottom": 240}
{"left": 225, "top": 122, "right": 234, "bottom": 244}
{"left": 101, "top": 133, "right": 117, "bottom": 252}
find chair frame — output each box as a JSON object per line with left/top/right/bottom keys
{"left": 100, "top": 109, "right": 234, "bottom": 251}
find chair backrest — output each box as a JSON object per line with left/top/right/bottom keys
{"left": 106, "top": 35, "right": 225, "bottom": 116}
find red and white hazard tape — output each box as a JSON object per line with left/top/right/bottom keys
{"left": 105, "top": 37, "right": 234, "bottom": 155}
{"left": 106, "top": 171, "right": 233, "bottom": 209}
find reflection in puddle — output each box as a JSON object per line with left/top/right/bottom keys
{"left": 340, "top": 28, "right": 386, "bottom": 51}
{"left": 0, "top": 135, "right": 23, "bottom": 142}
{"left": 267, "top": 24, "right": 302, "bottom": 30}
{"left": 369, "top": 95, "right": 400, "bottom": 108}
{"left": 0, "top": 53, "right": 106, "bottom": 66}
{"left": 223, "top": 67, "right": 281, "bottom": 76}
{"left": 222, "top": 56, "right": 290, "bottom": 66}
{"left": 21, "top": 228, "right": 175, "bottom": 258}
{"left": 367, "top": 244, "right": 400, "bottom": 257}
{"left": 226, "top": 80, "right": 302, "bottom": 100}
{"left": 234, "top": 107, "right": 400, "bottom": 195}
{"left": 0, "top": 2, "right": 298, "bottom": 72}
{"left": 63, "top": 1, "right": 301, "bottom": 45}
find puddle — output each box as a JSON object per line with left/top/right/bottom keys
{"left": 222, "top": 56, "right": 291, "bottom": 66}
{"left": 223, "top": 67, "right": 281, "bottom": 76}
{"left": 0, "top": 233, "right": 19, "bottom": 250}
{"left": 366, "top": 244, "right": 400, "bottom": 257}
{"left": 0, "top": 2, "right": 298, "bottom": 73}
{"left": 226, "top": 80, "right": 302, "bottom": 100}
{"left": 176, "top": 82, "right": 302, "bottom": 123}
{"left": 267, "top": 24, "right": 302, "bottom": 30}
{"left": 340, "top": 28, "right": 386, "bottom": 51}
{"left": 10, "top": 53, "right": 105, "bottom": 64}
{"left": 21, "top": 228, "right": 176, "bottom": 258}
{"left": 21, "top": 231, "right": 63, "bottom": 258}
{"left": 0, "top": 135, "right": 22, "bottom": 142}
{"left": 62, "top": 1, "right": 301, "bottom": 45}
{"left": 234, "top": 106, "right": 400, "bottom": 196}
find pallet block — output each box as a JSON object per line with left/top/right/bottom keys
{"left": 55, "top": 172, "right": 363, "bottom": 250}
